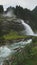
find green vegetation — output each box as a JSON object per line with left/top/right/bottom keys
{"left": 4, "top": 37, "right": 37, "bottom": 65}
{"left": 0, "top": 5, "right": 37, "bottom": 65}
{"left": 0, "top": 5, "right": 4, "bottom": 13}
{"left": 0, "top": 18, "right": 28, "bottom": 41}
{"left": 12, "top": 37, "right": 37, "bottom": 65}
{"left": 0, "top": 5, "right": 37, "bottom": 31}
{"left": 3, "top": 31, "right": 27, "bottom": 40}
{"left": 14, "top": 6, "right": 37, "bottom": 31}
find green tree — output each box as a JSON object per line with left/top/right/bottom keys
{"left": 0, "top": 5, "right": 4, "bottom": 13}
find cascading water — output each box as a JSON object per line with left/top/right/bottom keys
{"left": 3, "top": 9, "right": 16, "bottom": 18}
{"left": 0, "top": 39, "right": 32, "bottom": 65}
{"left": 21, "top": 20, "right": 34, "bottom": 35}
{"left": 0, "top": 46, "right": 11, "bottom": 65}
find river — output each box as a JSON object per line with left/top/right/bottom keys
{"left": 0, "top": 39, "right": 32, "bottom": 65}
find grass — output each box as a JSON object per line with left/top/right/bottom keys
{"left": 0, "top": 13, "right": 37, "bottom": 65}
{"left": 3, "top": 37, "right": 37, "bottom": 65}
{"left": 3, "top": 31, "right": 27, "bottom": 40}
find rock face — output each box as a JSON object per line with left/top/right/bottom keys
{"left": 14, "top": 6, "right": 37, "bottom": 31}
{"left": 0, "top": 5, "right": 37, "bottom": 32}
{"left": 32, "top": 6, "right": 37, "bottom": 14}
{"left": 1, "top": 18, "right": 24, "bottom": 35}
{"left": 0, "top": 5, "right": 37, "bottom": 31}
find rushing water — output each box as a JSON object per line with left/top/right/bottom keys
{"left": 3, "top": 9, "right": 16, "bottom": 18}
{"left": 0, "top": 16, "right": 37, "bottom": 64}
{"left": 20, "top": 19, "right": 37, "bottom": 36}
{"left": 21, "top": 20, "right": 34, "bottom": 35}
{"left": 0, "top": 39, "right": 32, "bottom": 65}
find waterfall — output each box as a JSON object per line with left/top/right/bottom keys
{"left": 21, "top": 20, "right": 34, "bottom": 35}
{"left": 3, "top": 10, "right": 16, "bottom": 18}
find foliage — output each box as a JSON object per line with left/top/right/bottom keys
{"left": 11, "top": 39, "right": 37, "bottom": 65}
{"left": 0, "top": 5, "right": 4, "bottom": 13}
{"left": 14, "top": 5, "right": 37, "bottom": 31}
{"left": 3, "top": 31, "right": 27, "bottom": 40}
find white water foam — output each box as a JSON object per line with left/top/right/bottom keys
{"left": 0, "top": 39, "right": 32, "bottom": 65}
{"left": 21, "top": 20, "right": 34, "bottom": 35}
{"left": 20, "top": 19, "right": 37, "bottom": 36}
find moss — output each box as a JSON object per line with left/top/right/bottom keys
{"left": 3, "top": 31, "right": 27, "bottom": 40}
